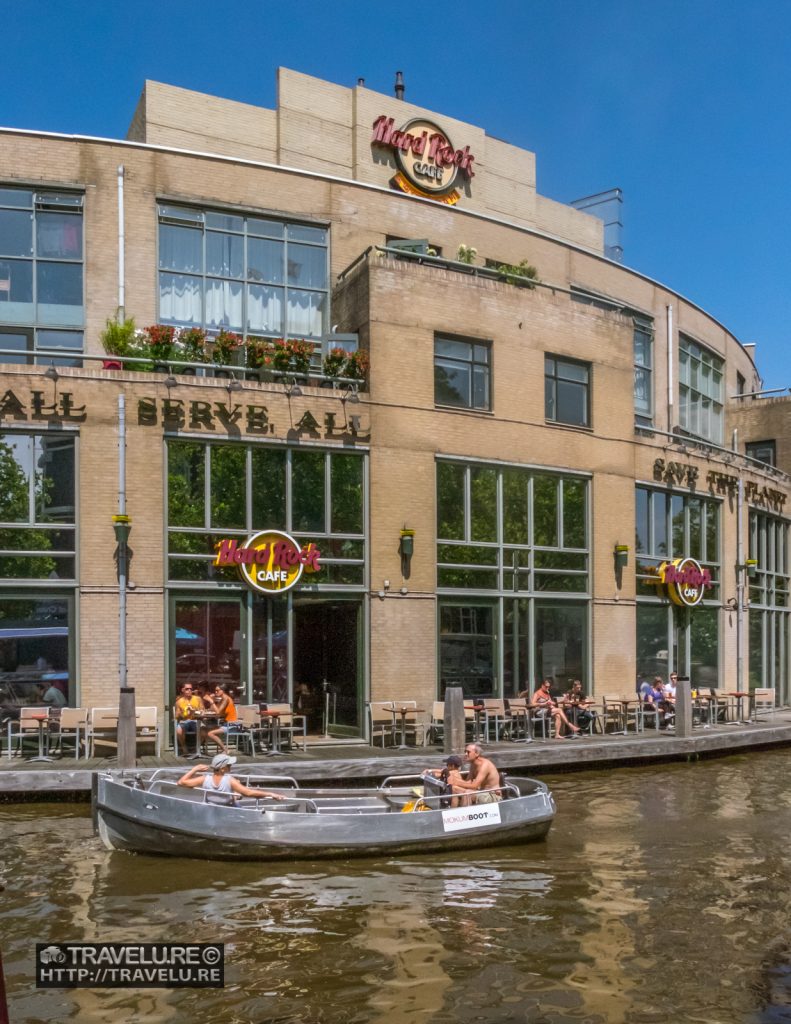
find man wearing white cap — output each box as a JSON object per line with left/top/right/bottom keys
{"left": 178, "top": 753, "right": 286, "bottom": 799}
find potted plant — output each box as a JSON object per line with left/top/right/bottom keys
{"left": 344, "top": 349, "right": 370, "bottom": 382}
{"left": 245, "top": 339, "right": 274, "bottom": 380}
{"left": 288, "top": 338, "right": 314, "bottom": 377}
{"left": 99, "top": 314, "right": 137, "bottom": 369}
{"left": 456, "top": 243, "right": 477, "bottom": 265}
{"left": 270, "top": 339, "right": 292, "bottom": 374}
{"left": 143, "top": 324, "right": 176, "bottom": 371}
{"left": 177, "top": 327, "right": 208, "bottom": 373}
{"left": 322, "top": 346, "right": 348, "bottom": 381}
{"left": 211, "top": 330, "right": 242, "bottom": 373}
{"left": 496, "top": 259, "right": 538, "bottom": 288}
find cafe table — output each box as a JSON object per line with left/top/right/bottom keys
{"left": 260, "top": 709, "right": 284, "bottom": 755}
{"left": 725, "top": 692, "right": 753, "bottom": 725}
{"left": 26, "top": 711, "right": 54, "bottom": 763}
{"left": 183, "top": 712, "right": 218, "bottom": 758}
{"left": 605, "top": 698, "right": 642, "bottom": 735}
{"left": 392, "top": 706, "right": 426, "bottom": 749}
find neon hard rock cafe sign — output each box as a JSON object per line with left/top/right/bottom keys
{"left": 214, "top": 530, "right": 321, "bottom": 595}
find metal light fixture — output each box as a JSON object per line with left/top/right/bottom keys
{"left": 226, "top": 378, "right": 243, "bottom": 395}
{"left": 399, "top": 527, "right": 415, "bottom": 577}
{"left": 284, "top": 378, "right": 303, "bottom": 398}
{"left": 112, "top": 513, "right": 132, "bottom": 546}
{"left": 744, "top": 558, "right": 758, "bottom": 579}
{"left": 614, "top": 544, "right": 629, "bottom": 570}
{"left": 164, "top": 375, "right": 178, "bottom": 390}
{"left": 341, "top": 383, "right": 360, "bottom": 405}
{"left": 44, "top": 364, "right": 59, "bottom": 382}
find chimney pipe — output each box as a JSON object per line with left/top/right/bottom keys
{"left": 357, "top": 77, "right": 365, "bottom": 87}
{"left": 395, "top": 71, "right": 405, "bottom": 101}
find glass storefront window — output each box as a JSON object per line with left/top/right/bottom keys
{"left": 535, "top": 602, "right": 586, "bottom": 690}
{"left": 0, "top": 434, "right": 76, "bottom": 581}
{"left": 636, "top": 486, "right": 720, "bottom": 600}
{"left": 436, "top": 459, "right": 589, "bottom": 596}
{"left": 438, "top": 602, "right": 496, "bottom": 698}
{"left": 173, "top": 599, "right": 242, "bottom": 698}
{"left": 0, "top": 596, "right": 72, "bottom": 705}
{"left": 749, "top": 510, "right": 790, "bottom": 700}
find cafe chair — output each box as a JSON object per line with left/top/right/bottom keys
{"left": 6, "top": 706, "right": 50, "bottom": 760}
{"left": 753, "top": 688, "right": 776, "bottom": 722}
{"left": 367, "top": 702, "right": 396, "bottom": 747}
{"left": 235, "top": 705, "right": 267, "bottom": 755}
{"left": 601, "top": 695, "right": 640, "bottom": 735}
{"left": 427, "top": 701, "right": 445, "bottom": 745}
{"left": 264, "top": 703, "right": 307, "bottom": 751}
{"left": 86, "top": 707, "right": 121, "bottom": 759}
{"left": 505, "top": 698, "right": 531, "bottom": 742}
{"left": 50, "top": 707, "right": 87, "bottom": 759}
{"left": 481, "top": 699, "right": 508, "bottom": 742}
{"left": 639, "top": 699, "right": 661, "bottom": 731}
{"left": 135, "top": 706, "right": 162, "bottom": 757}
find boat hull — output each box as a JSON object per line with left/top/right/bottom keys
{"left": 94, "top": 773, "right": 555, "bottom": 861}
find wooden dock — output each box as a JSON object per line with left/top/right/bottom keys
{"left": 2, "top": 713, "right": 791, "bottom": 797}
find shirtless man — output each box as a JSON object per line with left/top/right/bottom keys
{"left": 446, "top": 743, "right": 502, "bottom": 805}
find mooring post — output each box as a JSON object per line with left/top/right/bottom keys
{"left": 444, "top": 686, "right": 465, "bottom": 755}
{"left": 675, "top": 677, "right": 692, "bottom": 738}
{"left": 117, "top": 686, "right": 137, "bottom": 768}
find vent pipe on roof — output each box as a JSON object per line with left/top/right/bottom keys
{"left": 357, "top": 78, "right": 365, "bottom": 87}
{"left": 395, "top": 71, "right": 405, "bottom": 100}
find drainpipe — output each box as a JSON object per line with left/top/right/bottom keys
{"left": 735, "top": 428, "right": 745, "bottom": 694}
{"left": 116, "top": 394, "right": 136, "bottom": 768}
{"left": 666, "top": 304, "right": 674, "bottom": 431}
{"left": 117, "top": 165, "right": 125, "bottom": 316}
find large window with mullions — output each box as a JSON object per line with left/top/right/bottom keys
{"left": 158, "top": 204, "right": 329, "bottom": 340}
{"left": 167, "top": 441, "right": 365, "bottom": 586}
{"left": 436, "top": 458, "right": 589, "bottom": 698}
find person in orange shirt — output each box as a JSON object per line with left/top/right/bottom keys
{"left": 207, "top": 681, "right": 240, "bottom": 755}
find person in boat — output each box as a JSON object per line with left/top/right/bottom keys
{"left": 178, "top": 753, "right": 286, "bottom": 799}
{"left": 205, "top": 681, "right": 241, "bottom": 755}
{"left": 174, "top": 682, "right": 204, "bottom": 755}
{"left": 531, "top": 678, "right": 582, "bottom": 739}
{"left": 422, "top": 754, "right": 465, "bottom": 807}
{"left": 443, "top": 744, "right": 502, "bottom": 805}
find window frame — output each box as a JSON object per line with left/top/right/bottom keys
{"left": 544, "top": 353, "right": 591, "bottom": 428}
{"left": 433, "top": 333, "right": 492, "bottom": 412}
{"left": 0, "top": 186, "right": 85, "bottom": 364}
{"left": 156, "top": 202, "right": 330, "bottom": 344}
{"left": 746, "top": 440, "right": 776, "bottom": 468}
{"left": 678, "top": 334, "right": 724, "bottom": 444}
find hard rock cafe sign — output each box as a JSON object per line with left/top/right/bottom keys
{"left": 371, "top": 115, "right": 475, "bottom": 204}
{"left": 213, "top": 530, "right": 321, "bottom": 595}
{"left": 656, "top": 557, "right": 712, "bottom": 608}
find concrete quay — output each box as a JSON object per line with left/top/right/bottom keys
{"left": 2, "top": 712, "right": 791, "bottom": 797}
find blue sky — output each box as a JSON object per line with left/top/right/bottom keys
{"left": 5, "top": 1, "right": 791, "bottom": 388}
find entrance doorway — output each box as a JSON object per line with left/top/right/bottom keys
{"left": 292, "top": 598, "right": 362, "bottom": 737}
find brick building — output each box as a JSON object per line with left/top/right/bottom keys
{"left": 0, "top": 68, "right": 787, "bottom": 740}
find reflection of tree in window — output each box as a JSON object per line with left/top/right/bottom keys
{"left": 168, "top": 442, "right": 205, "bottom": 528}
{"left": 0, "top": 438, "right": 56, "bottom": 577}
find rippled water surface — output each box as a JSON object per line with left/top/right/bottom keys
{"left": 4, "top": 752, "right": 791, "bottom": 1023}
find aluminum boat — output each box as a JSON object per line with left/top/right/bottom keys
{"left": 93, "top": 768, "right": 555, "bottom": 860}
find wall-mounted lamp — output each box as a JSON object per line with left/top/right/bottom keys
{"left": 112, "top": 513, "right": 132, "bottom": 547}
{"left": 614, "top": 544, "right": 629, "bottom": 570}
{"left": 341, "top": 383, "right": 360, "bottom": 405}
{"left": 284, "top": 378, "right": 303, "bottom": 398}
{"left": 44, "top": 364, "right": 59, "bottom": 383}
{"left": 226, "top": 378, "right": 243, "bottom": 395}
{"left": 400, "top": 527, "right": 415, "bottom": 578}
{"left": 164, "top": 375, "right": 178, "bottom": 390}
{"left": 743, "top": 558, "right": 758, "bottom": 579}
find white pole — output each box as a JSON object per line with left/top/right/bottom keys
{"left": 118, "top": 394, "right": 127, "bottom": 687}
{"left": 666, "top": 304, "right": 674, "bottom": 431}
{"left": 117, "top": 165, "right": 125, "bottom": 316}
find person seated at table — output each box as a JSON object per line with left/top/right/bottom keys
{"left": 644, "top": 676, "right": 674, "bottom": 728}
{"left": 445, "top": 744, "right": 503, "bottom": 805}
{"left": 174, "top": 682, "right": 204, "bottom": 755}
{"left": 665, "top": 673, "right": 678, "bottom": 702}
{"left": 531, "top": 679, "right": 581, "bottom": 739}
{"left": 206, "top": 681, "right": 241, "bottom": 755}
{"left": 564, "top": 680, "right": 597, "bottom": 732}
{"left": 36, "top": 681, "right": 67, "bottom": 708}
{"left": 178, "top": 753, "right": 286, "bottom": 799}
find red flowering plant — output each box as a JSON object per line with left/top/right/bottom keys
{"left": 245, "top": 339, "right": 274, "bottom": 370}
{"left": 177, "top": 327, "right": 208, "bottom": 364}
{"left": 271, "top": 338, "right": 315, "bottom": 375}
{"left": 322, "top": 346, "right": 348, "bottom": 380}
{"left": 344, "top": 349, "right": 370, "bottom": 381}
{"left": 143, "top": 324, "right": 176, "bottom": 361}
{"left": 211, "top": 329, "right": 243, "bottom": 366}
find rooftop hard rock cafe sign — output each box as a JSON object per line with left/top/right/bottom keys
{"left": 656, "top": 557, "right": 712, "bottom": 608}
{"left": 371, "top": 115, "right": 475, "bottom": 205}
{"left": 214, "top": 530, "right": 321, "bottom": 595}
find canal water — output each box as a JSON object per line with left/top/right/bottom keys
{"left": 3, "top": 751, "right": 791, "bottom": 1024}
